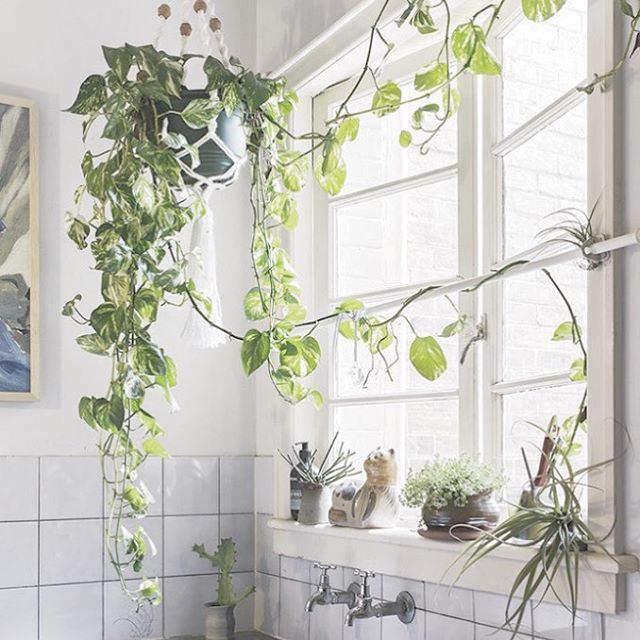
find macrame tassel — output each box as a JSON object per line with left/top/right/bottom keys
{"left": 182, "top": 192, "right": 227, "bottom": 349}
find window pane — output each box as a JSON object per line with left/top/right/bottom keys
{"left": 502, "top": 102, "right": 586, "bottom": 259}
{"left": 501, "top": 0, "right": 587, "bottom": 135}
{"left": 502, "top": 264, "right": 587, "bottom": 380}
{"left": 333, "top": 178, "right": 458, "bottom": 297}
{"left": 334, "top": 296, "right": 460, "bottom": 397}
{"left": 332, "top": 82, "right": 458, "bottom": 195}
{"left": 333, "top": 399, "right": 459, "bottom": 482}
{"left": 502, "top": 383, "right": 587, "bottom": 502}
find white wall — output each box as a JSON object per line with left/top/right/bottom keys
{"left": 0, "top": 0, "right": 258, "bottom": 456}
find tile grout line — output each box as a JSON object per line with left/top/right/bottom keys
{"left": 101, "top": 457, "right": 106, "bottom": 640}
{"left": 37, "top": 456, "right": 41, "bottom": 640}
{"left": 161, "top": 457, "right": 166, "bottom": 639}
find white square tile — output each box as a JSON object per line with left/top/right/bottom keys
{"left": 220, "top": 457, "right": 254, "bottom": 514}
{"left": 40, "top": 457, "right": 102, "bottom": 519}
{"left": 40, "top": 583, "right": 102, "bottom": 640}
{"left": 309, "top": 592, "right": 345, "bottom": 640}
{"left": 280, "top": 578, "right": 311, "bottom": 640}
{"left": 383, "top": 575, "right": 425, "bottom": 610}
{"left": 40, "top": 519, "right": 102, "bottom": 585}
{"left": 164, "top": 457, "right": 219, "bottom": 515}
{"left": 231, "top": 571, "right": 256, "bottom": 632}
{"left": 0, "top": 457, "right": 38, "bottom": 521}
{"left": 533, "top": 601, "right": 602, "bottom": 640}
{"left": 104, "top": 579, "right": 163, "bottom": 640}
{"left": 474, "top": 590, "right": 533, "bottom": 634}
{"left": 425, "top": 582, "right": 473, "bottom": 619}
{"left": 476, "top": 624, "right": 530, "bottom": 639}
{"left": 0, "top": 587, "right": 38, "bottom": 639}
{"left": 281, "top": 556, "right": 312, "bottom": 583}
{"left": 220, "top": 514, "right": 254, "bottom": 572}
{"left": 103, "top": 516, "right": 163, "bottom": 582}
{"left": 105, "top": 458, "right": 162, "bottom": 518}
{"left": 164, "top": 575, "right": 214, "bottom": 637}
{"left": 426, "top": 613, "right": 475, "bottom": 639}
{"left": 0, "top": 522, "right": 38, "bottom": 587}
{"left": 343, "top": 614, "right": 381, "bottom": 640}
{"left": 165, "top": 515, "right": 219, "bottom": 576}
{"left": 255, "top": 572, "right": 280, "bottom": 637}
{"left": 256, "top": 513, "right": 280, "bottom": 576}
{"left": 382, "top": 608, "right": 426, "bottom": 640}
{"left": 255, "top": 457, "right": 274, "bottom": 515}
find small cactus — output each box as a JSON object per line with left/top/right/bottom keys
{"left": 193, "top": 538, "right": 255, "bottom": 606}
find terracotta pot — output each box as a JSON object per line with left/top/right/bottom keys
{"left": 205, "top": 602, "right": 236, "bottom": 640}
{"left": 420, "top": 492, "right": 500, "bottom": 540}
{"left": 298, "top": 483, "right": 332, "bottom": 525}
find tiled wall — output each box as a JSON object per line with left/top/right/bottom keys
{"left": 253, "top": 457, "right": 604, "bottom": 640}
{"left": 0, "top": 455, "right": 255, "bottom": 640}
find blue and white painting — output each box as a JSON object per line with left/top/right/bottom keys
{"left": 0, "top": 100, "right": 35, "bottom": 397}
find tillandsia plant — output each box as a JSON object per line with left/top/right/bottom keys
{"left": 279, "top": 432, "right": 360, "bottom": 487}
{"left": 193, "top": 538, "right": 256, "bottom": 606}
{"left": 64, "top": 0, "right": 639, "bottom": 606}
{"left": 401, "top": 456, "right": 505, "bottom": 510}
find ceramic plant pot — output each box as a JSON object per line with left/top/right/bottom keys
{"left": 205, "top": 602, "right": 236, "bottom": 640}
{"left": 419, "top": 492, "right": 500, "bottom": 541}
{"left": 298, "top": 483, "right": 332, "bottom": 525}
{"left": 156, "top": 88, "right": 246, "bottom": 185}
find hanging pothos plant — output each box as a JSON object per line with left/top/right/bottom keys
{"left": 64, "top": 0, "right": 638, "bottom": 605}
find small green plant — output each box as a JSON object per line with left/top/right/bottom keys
{"left": 279, "top": 432, "right": 360, "bottom": 487}
{"left": 192, "top": 538, "right": 255, "bottom": 607}
{"left": 401, "top": 456, "right": 504, "bottom": 510}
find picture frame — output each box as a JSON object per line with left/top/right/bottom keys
{"left": 0, "top": 94, "right": 39, "bottom": 401}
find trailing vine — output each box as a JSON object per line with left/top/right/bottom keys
{"left": 64, "top": 0, "right": 638, "bottom": 605}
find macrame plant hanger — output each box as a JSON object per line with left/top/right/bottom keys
{"left": 155, "top": 1, "right": 247, "bottom": 349}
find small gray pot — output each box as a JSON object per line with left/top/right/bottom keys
{"left": 298, "top": 483, "right": 332, "bottom": 525}
{"left": 205, "top": 602, "right": 236, "bottom": 640}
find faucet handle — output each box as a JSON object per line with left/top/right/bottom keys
{"left": 354, "top": 569, "right": 376, "bottom": 580}
{"left": 314, "top": 562, "right": 337, "bottom": 574}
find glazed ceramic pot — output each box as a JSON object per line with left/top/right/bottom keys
{"left": 156, "top": 88, "right": 246, "bottom": 185}
{"left": 298, "top": 483, "right": 332, "bottom": 525}
{"left": 420, "top": 492, "right": 500, "bottom": 540}
{"left": 205, "top": 602, "right": 236, "bottom": 640}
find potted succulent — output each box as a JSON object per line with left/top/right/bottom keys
{"left": 280, "top": 433, "right": 360, "bottom": 525}
{"left": 192, "top": 538, "right": 255, "bottom": 640}
{"left": 401, "top": 456, "right": 504, "bottom": 540}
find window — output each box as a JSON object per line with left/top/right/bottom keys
{"left": 304, "top": 0, "right": 612, "bottom": 522}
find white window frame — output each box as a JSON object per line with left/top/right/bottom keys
{"left": 267, "top": 0, "right": 632, "bottom": 609}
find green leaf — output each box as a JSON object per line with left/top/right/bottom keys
{"left": 101, "top": 273, "right": 130, "bottom": 306}
{"left": 124, "top": 369, "right": 145, "bottom": 399}
{"left": 132, "top": 342, "right": 167, "bottom": 376}
{"left": 244, "top": 287, "right": 268, "bottom": 321}
{"left": 242, "top": 71, "right": 273, "bottom": 111}
{"left": 79, "top": 396, "right": 97, "bottom": 429}
{"left": 552, "top": 321, "right": 581, "bottom": 343}
{"left": 123, "top": 485, "right": 147, "bottom": 513}
{"left": 134, "top": 287, "right": 160, "bottom": 323}
{"left": 137, "top": 143, "right": 183, "bottom": 186}
{"left": 336, "top": 299, "right": 364, "bottom": 313}
{"left": 409, "top": 336, "right": 447, "bottom": 381}
{"left": 569, "top": 358, "right": 587, "bottom": 382}
{"left": 309, "top": 390, "right": 324, "bottom": 410}
{"left": 67, "top": 216, "right": 91, "bottom": 249}
{"left": 277, "top": 151, "right": 309, "bottom": 192}
{"left": 133, "top": 175, "right": 155, "bottom": 211}
{"left": 279, "top": 336, "right": 321, "bottom": 377}
{"left": 440, "top": 315, "right": 468, "bottom": 338}
{"left": 617, "top": 0, "right": 635, "bottom": 17}
{"left": 76, "top": 333, "right": 112, "bottom": 355}
{"left": 411, "top": 6, "right": 437, "bottom": 34}
{"left": 65, "top": 75, "right": 107, "bottom": 114}
{"left": 90, "top": 303, "right": 125, "bottom": 342}
{"left": 241, "top": 329, "right": 270, "bottom": 376}
{"left": 62, "top": 294, "right": 82, "bottom": 317}
{"left": 204, "top": 56, "right": 236, "bottom": 90}
{"left": 157, "top": 58, "right": 184, "bottom": 98}
{"left": 336, "top": 117, "right": 360, "bottom": 144}
{"left": 372, "top": 81, "right": 402, "bottom": 117}
{"left": 139, "top": 410, "right": 165, "bottom": 437}
{"left": 522, "top": 0, "right": 567, "bottom": 22}
{"left": 414, "top": 62, "right": 448, "bottom": 92}
{"left": 399, "top": 130, "right": 413, "bottom": 148}
{"left": 102, "top": 45, "right": 133, "bottom": 80}
{"left": 181, "top": 98, "right": 220, "bottom": 129}
{"left": 109, "top": 394, "right": 125, "bottom": 429}
{"left": 451, "top": 23, "right": 502, "bottom": 75}
{"left": 103, "top": 111, "right": 128, "bottom": 140}
{"left": 143, "top": 438, "right": 169, "bottom": 458}
{"left": 315, "top": 158, "right": 347, "bottom": 196}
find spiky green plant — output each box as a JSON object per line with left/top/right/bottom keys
{"left": 193, "top": 538, "right": 255, "bottom": 606}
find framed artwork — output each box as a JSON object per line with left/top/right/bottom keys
{"left": 0, "top": 95, "right": 39, "bottom": 401}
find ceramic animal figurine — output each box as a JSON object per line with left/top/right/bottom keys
{"left": 329, "top": 447, "right": 401, "bottom": 529}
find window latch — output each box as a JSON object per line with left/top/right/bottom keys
{"left": 460, "top": 315, "right": 486, "bottom": 365}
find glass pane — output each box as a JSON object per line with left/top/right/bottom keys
{"left": 335, "top": 296, "right": 460, "bottom": 397}
{"left": 501, "top": 0, "right": 588, "bottom": 135}
{"left": 502, "top": 102, "right": 587, "bottom": 259}
{"left": 333, "top": 178, "right": 458, "bottom": 297}
{"left": 333, "top": 399, "right": 459, "bottom": 483}
{"left": 331, "top": 81, "right": 458, "bottom": 195}
{"left": 502, "top": 263, "right": 587, "bottom": 380}
{"left": 502, "top": 383, "right": 587, "bottom": 502}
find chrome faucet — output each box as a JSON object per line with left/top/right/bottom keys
{"left": 305, "top": 563, "right": 359, "bottom": 612}
{"left": 345, "top": 569, "right": 415, "bottom": 627}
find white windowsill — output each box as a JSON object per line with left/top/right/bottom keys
{"left": 269, "top": 518, "right": 639, "bottom": 615}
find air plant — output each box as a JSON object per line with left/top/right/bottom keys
{"left": 279, "top": 432, "right": 360, "bottom": 487}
